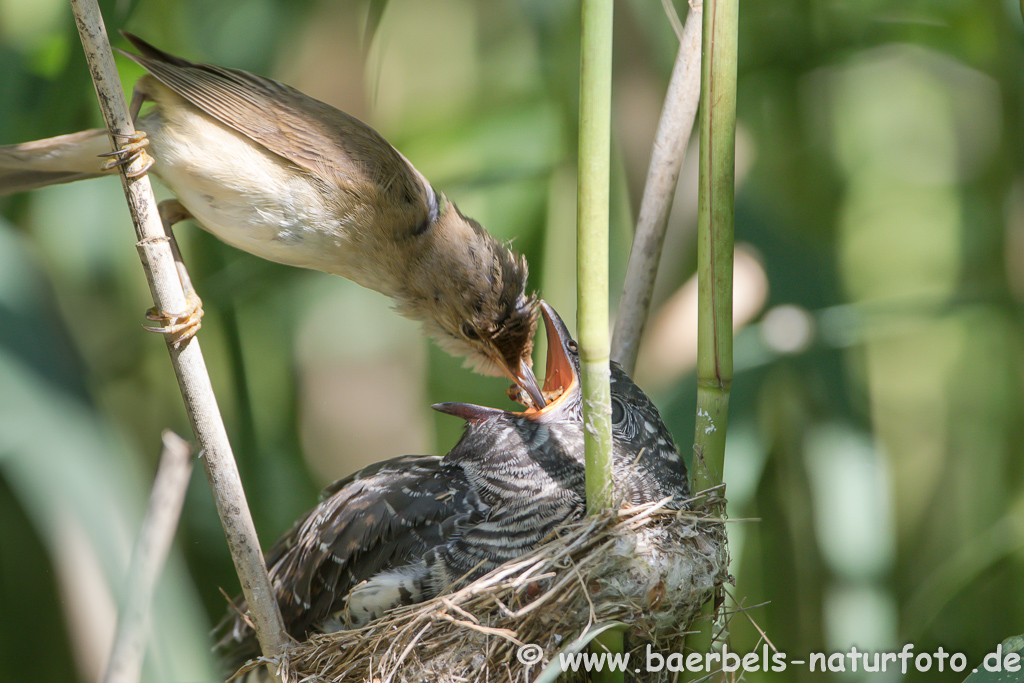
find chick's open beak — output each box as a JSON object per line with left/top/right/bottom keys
{"left": 538, "top": 301, "right": 576, "bottom": 403}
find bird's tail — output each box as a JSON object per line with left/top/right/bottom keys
{"left": 0, "top": 128, "right": 113, "bottom": 196}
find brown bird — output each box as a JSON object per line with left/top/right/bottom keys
{"left": 0, "top": 33, "right": 544, "bottom": 405}
{"left": 219, "top": 301, "right": 690, "bottom": 666}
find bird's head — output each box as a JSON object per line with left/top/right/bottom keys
{"left": 452, "top": 263, "right": 543, "bottom": 408}
{"left": 433, "top": 300, "right": 579, "bottom": 422}
{"left": 411, "top": 202, "right": 544, "bottom": 407}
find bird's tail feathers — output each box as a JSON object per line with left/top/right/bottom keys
{"left": 0, "top": 129, "right": 113, "bottom": 196}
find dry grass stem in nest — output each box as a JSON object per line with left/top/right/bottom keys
{"left": 246, "top": 495, "right": 729, "bottom": 683}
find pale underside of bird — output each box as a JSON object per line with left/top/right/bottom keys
{"left": 219, "top": 301, "right": 690, "bottom": 665}
{"left": 0, "top": 33, "right": 544, "bottom": 405}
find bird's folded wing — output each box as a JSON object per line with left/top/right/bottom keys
{"left": 264, "top": 455, "right": 485, "bottom": 637}
{"left": 118, "top": 32, "right": 437, "bottom": 233}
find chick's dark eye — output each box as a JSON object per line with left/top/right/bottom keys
{"left": 567, "top": 340, "right": 578, "bottom": 354}
{"left": 461, "top": 323, "right": 479, "bottom": 340}
{"left": 611, "top": 396, "right": 625, "bottom": 426}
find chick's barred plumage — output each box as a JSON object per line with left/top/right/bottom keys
{"left": 220, "top": 302, "right": 689, "bottom": 665}
{"left": 259, "top": 455, "right": 486, "bottom": 639}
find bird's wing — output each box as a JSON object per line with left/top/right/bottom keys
{"left": 224, "top": 454, "right": 483, "bottom": 655}
{"left": 118, "top": 33, "right": 437, "bottom": 234}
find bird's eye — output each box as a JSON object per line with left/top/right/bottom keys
{"left": 611, "top": 396, "right": 625, "bottom": 426}
{"left": 461, "top": 323, "right": 479, "bottom": 340}
{"left": 567, "top": 340, "right": 578, "bottom": 354}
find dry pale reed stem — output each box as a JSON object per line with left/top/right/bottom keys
{"left": 67, "top": 0, "right": 291, "bottom": 668}
{"left": 611, "top": 3, "right": 703, "bottom": 375}
{"left": 101, "top": 432, "right": 193, "bottom": 683}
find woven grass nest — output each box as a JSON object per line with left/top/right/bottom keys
{"left": 247, "top": 493, "right": 729, "bottom": 683}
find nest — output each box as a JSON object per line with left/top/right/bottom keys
{"left": 251, "top": 494, "right": 729, "bottom": 683}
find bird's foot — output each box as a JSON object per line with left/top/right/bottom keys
{"left": 159, "top": 199, "right": 192, "bottom": 227}
{"left": 144, "top": 289, "right": 204, "bottom": 345}
{"left": 99, "top": 131, "right": 154, "bottom": 178}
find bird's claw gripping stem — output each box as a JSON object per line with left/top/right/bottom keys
{"left": 144, "top": 289, "right": 204, "bottom": 346}
{"left": 99, "top": 131, "right": 154, "bottom": 178}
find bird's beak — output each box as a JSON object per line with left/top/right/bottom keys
{"left": 535, "top": 301, "right": 577, "bottom": 411}
{"left": 432, "top": 400, "right": 506, "bottom": 421}
{"left": 435, "top": 301, "right": 580, "bottom": 422}
{"left": 487, "top": 345, "right": 546, "bottom": 409}
{"left": 436, "top": 357, "right": 545, "bottom": 422}
{"left": 509, "top": 358, "right": 546, "bottom": 409}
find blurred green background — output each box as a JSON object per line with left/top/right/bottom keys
{"left": 1, "top": 0, "right": 1022, "bottom": 681}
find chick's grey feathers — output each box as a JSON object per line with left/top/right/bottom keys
{"left": 259, "top": 455, "right": 485, "bottom": 641}
{"left": 221, "top": 304, "right": 689, "bottom": 665}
